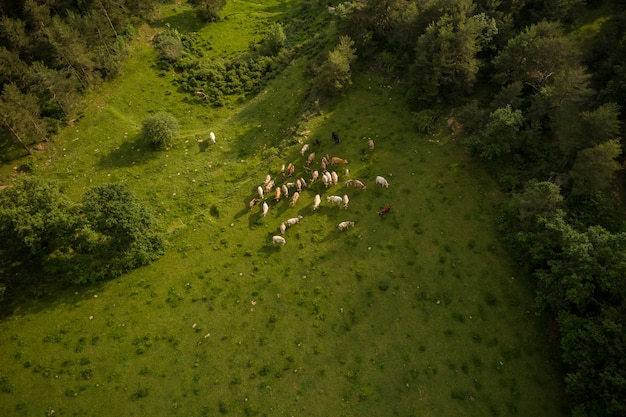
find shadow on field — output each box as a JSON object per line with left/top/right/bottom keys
{"left": 98, "top": 135, "right": 159, "bottom": 169}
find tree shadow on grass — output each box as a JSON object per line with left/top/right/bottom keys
{"left": 97, "top": 134, "right": 159, "bottom": 169}
{"left": 149, "top": 9, "right": 206, "bottom": 33}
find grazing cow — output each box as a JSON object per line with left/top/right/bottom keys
{"left": 375, "top": 176, "right": 389, "bottom": 188}
{"left": 343, "top": 194, "right": 349, "bottom": 209}
{"left": 378, "top": 204, "right": 391, "bottom": 216}
{"left": 311, "top": 170, "right": 319, "bottom": 183}
{"left": 338, "top": 221, "right": 355, "bottom": 231}
{"left": 257, "top": 186, "right": 264, "bottom": 199}
{"left": 307, "top": 152, "right": 315, "bottom": 165}
{"left": 275, "top": 186, "right": 281, "bottom": 201}
{"left": 290, "top": 191, "right": 300, "bottom": 207}
{"left": 280, "top": 222, "right": 287, "bottom": 234}
{"left": 287, "top": 163, "right": 295, "bottom": 177}
{"left": 265, "top": 180, "right": 275, "bottom": 192}
{"left": 286, "top": 215, "right": 303, "bottom": 226}
{"left": 321, "top": 160, "right": 327, "bottom": 171}
{"left": 346, "top": 179, "right": 366, "bottom": 190}
{"left": 300, "top": 144, "right": 309, "bottom": 156}
{"left": 345, "top": 169, "right": 350, "bottom": 178}
{"left": 299, "top": 177, "right": 307, "bottom": 188}
{"left": 331, "top": 157, "right": 348, "bottom": 165}
{"left": 262, "top": 202, "right": 269, "bottom": 217}
{"left": 282, "top": 184, "right": 289, "bottom": 198}
{"left": 322, "top": 172, "right": 332, "bottom": 187}
{"left": 210, "top": 131, "right": 216, "bottom": 144}
{"left": 313, "top": 194, "right": 321, "bottom": 210}
{"left": 272, "top": 235, "right": 286, "bottom": 245}
{"left": 332, "top": 131, "right": 340, "bottom": 143}
{"left": 296, "top": 179, "right": 302, "bottom": 192}
{"left": 327, "top": 195, "right": 343, "bottom": 205}
{"left": 368, "top": 139, "right": 374, "bottom": 151}
{"left": 264, "top": 174, "right": 271, "bottom": 186}
{"left": 331, "top": 171, "right": 339, "bottom": 184}
{"left": 249, "top": 198, "right": 260, "bottom": 209}
{"left": 315, "top": 138, "right": 321, "bottom": 147}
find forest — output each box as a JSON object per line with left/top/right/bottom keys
{"left": 1, "top": 0, "right": 625, "bottom": 416}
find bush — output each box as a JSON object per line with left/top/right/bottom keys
{"left": 141, "top": 112, "right": 179, "bottom": 149}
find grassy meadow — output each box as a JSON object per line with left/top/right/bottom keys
{"left": 0, "top": 1, "right": 569, "bottom": 416}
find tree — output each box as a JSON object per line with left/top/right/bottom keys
{"left": 259, "top": 23, "right": 286, "bottom": 56}
{"left": 188, "top": 0, "right": 226, "bottom": 22}
{"left": 316, "top": 36, "right": 357, "bottom": 95}
{"left": 465, "top": 105, "right": 523, "bottom": 160}
{"left": 570, "top": 139, "right": 622, "bottom": 196}
{"left": 141, "top": 112, "right": 180, "bottom": 149}
{"left": 0, "top": 178, "right": 79, "bottom": 264}
{"left": 79, "top": 183, "right": 163, "bottom": 282}
{"left": 411, "top": 8, "right": 497, "bottom": 100}
{"left": 0, "top": 83, "right": 50, "bottom": 155}
{"left": 493, "top": 20, "right": 578, "bottom": 92}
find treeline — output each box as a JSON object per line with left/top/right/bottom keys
{"left": 327, "top": 0, "right": 625, "bottom": 416}
{"left": 0, "top": 0, "right": 163, "bottom": 160}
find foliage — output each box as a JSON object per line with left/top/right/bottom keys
{"left": 569, "top": 139, "right": 622, "bottom": 196}
{"left": 258, "top": 23, "right": 287, "bottom": 56}
{"left": 153, "top": 29, "right": 184, "bottom": 63}
{"left": 315, "top": 35, "right": 357, "bottom": 95}
{"left": 188, "top": 0, "right": 226, "bottom": 22}
{"left": 465, "top": 105, "right": 523, "bottom": 160}
{"left": 141, "top": 112, "right": 180, "bottom": 149}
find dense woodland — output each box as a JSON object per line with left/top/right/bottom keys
{"left": 1, "top": 0, "right": 625, "bottom": 416}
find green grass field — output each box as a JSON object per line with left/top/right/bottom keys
{"left": 0, "top": 1, "right": 569, "bottom": 416}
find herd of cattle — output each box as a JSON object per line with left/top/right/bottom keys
{"left": 244, "top": 132, "right": 391, "bottom": 246}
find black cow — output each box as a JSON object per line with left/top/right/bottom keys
{"left": 332, "top": 131, "right": 340, "bottom": 143}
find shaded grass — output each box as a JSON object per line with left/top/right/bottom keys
{"left": 0, "top": 1, "right": 569, "bottom": 417}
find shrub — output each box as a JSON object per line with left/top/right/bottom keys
{"left": 141, "top": 112, "right": 180, "bottom": 149}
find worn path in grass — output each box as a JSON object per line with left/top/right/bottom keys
{"left": 0, "top": 1, "right": 568, "bottom": 416}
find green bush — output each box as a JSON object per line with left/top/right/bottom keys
{"left": 141, "top": 112, "right": 180, "bottom": 149}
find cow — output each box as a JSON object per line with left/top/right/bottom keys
{"left": 282, "top": 184, "right": 289, "bottom": 198}
{"left": 257, "top": 186, "right": 264, "bottom": 199}
{"left": 378, "top": 204, "right": 391, "bottom": 216}
{"left": 262, "top": 202, "right": 269, "bottom": 217}
{"left": 300, "top": 144, "right": 309, "bottom": 156}
{"left": 331, "top": 171, "right": 339, "bottom": 184}
{"left": 286, "top": 215, "right": 303, "bottom": 226}
{"left": 313, "top": 194, "right": 321, "bottom": 210}
{"left": 209, "top": 131, "right": 216, "bottom": 144}
{"left": 311, "top": 170, "right": 319, "bottom": 183}
{"left": 332, "top": 131, "right": 340, "bottom": 143}
{"left": 307, "top": 152, "right": 315, "bottom": 165}
{"left": 287, "top": 163, "right": 295, "bottom": 177}
{"left": 272, "top": 235, "right": 286, "bottom": 245}
{"left": 249, "top": 198, "right": 260, "bottom": 209}
{"left": 343, "top": 194, "right": 349, "bottom": 209}
{"left": 275, "top": 186, "right": 281, "bottom": 201}
{"left": 331, "top": 157, "right": 348, "bottom": 165}
{"left": 280, "top": 222, "right": 287, "bottom": 234}
{"left": 368, "top": 139, "right": 374, "bottom": 151}
{"left": 346, "top": 179, "right": 366, "bottom": 190}
{"left": 338, "top": 221, "right": 355, "bottom": 231}
{"left": 375, "top": 176, "right": 389, "bottom": 188}
{"left": 290, "top": 191, "right": 300, "bottom": 207}
{"left": 326, "top": 195, "right": 343, "bottom": 205}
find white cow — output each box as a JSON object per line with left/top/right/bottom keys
{"left": 282, "top": 184, "right": 289, "bottom": 198}
{"left": 264, "top": 174, "right": 271, "bottom": 186}
{"left": 306, "top": 152, "right": 315, "bottom": 165}
{"left": 331, "top": 171, "right": 338, "bottom": 184}
{"left": 299, "top": 177, "right": 307, "bottom": 188}
{"left": 375, "top": 176, "right": 389, "bottom": 188}
{"left": 313, "top": 194, "right": 321, "bottom": 210}
{"left": 368, "top": 139, "right": 374, "bottom": 151}
{"left": 343, "top": 194, "right": 349, "bottom": 209}
{"left": 280, "top": 222, "right": 287, "bottom": 234}
{"left": 265, "top": 179, "right": 275, "bottom": 192}
{"left": 311, "top": 170, "right": 319, "bottom": 183}
{"left": 262, "top": 202, "right": 269, "bottom": 217}
{"left": 327, "top": 195, "right": 343, "bottom": 205}
{"left": 257, "top": 186, "right": 264, "bottom": 199}
{"left": 286, "top": 215, "right": 303, "bottom": 226}
{"left": 346, "top": 179, "right": 366, "bottom": 190}
{"left": 300, "top": 144, "right": 309, "bottom": 156}
{"left": 296, "top": 179, "right": 302, "bottom": 192}
{"left": 290, "top": 191, "right": 300, "bottom": 207}
{"left": 338, "top": 221, "right": 355, "bottom": 231}
{"left": 209, "top": 131, "right": 216, "bottom": 144}
{"left": 272, "top": 235, "right": 286, "bottom": 245}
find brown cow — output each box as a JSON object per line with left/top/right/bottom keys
{"left": 378, "top": 204, "right": 391, "bottom": 216}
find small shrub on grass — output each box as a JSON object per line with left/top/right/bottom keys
{"left": 141, "top": 112, "right": 179, "bottom": 150}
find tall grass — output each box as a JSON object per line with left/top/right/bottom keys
{"left": 0, "top": 1, "right": 568, "bottom": 416}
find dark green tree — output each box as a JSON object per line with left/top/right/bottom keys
{"left": 316, "top": 36, "right": 357, "bottom": 95}
{"left": 569, "top": 139, "right": 622, "bottom": 196}
{"left": 188, "top": 0, "right": 226, "bottom": 22}
{"left": 465, "top": 105, "right": 523, "bottom": 160}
